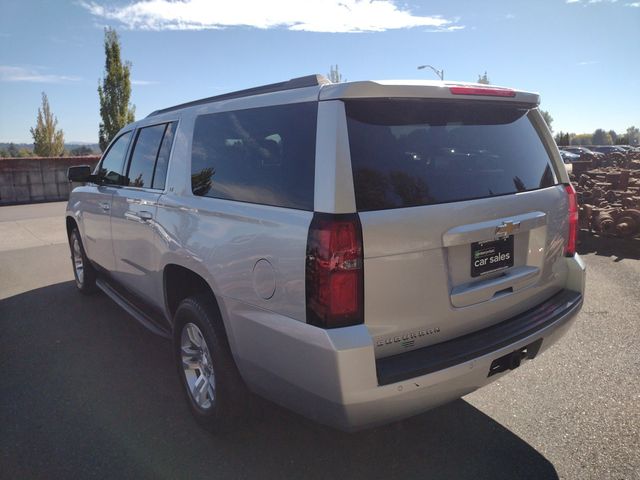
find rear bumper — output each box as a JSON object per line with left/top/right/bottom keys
{"left": 376, "top": 289, "right": 582, "bottom": 386}
{"left": 231, "top": 254, "right": 586, "bottom": 431}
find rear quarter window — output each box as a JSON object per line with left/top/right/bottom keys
{"left": 345, "top": 99, "right": 558, "bottom": 211}
{"left": 191, "top": 102, "right": 317, "bottom": 210}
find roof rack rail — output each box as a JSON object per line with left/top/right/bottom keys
{"left": 147, "top": 74, "right": 331, "bottom": 118}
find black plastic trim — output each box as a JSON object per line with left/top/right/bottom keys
{"left": 147, "top": 74, "right": 330, "bottom": 117}
{"left": 376, "top": 289, "right": 583, "bottom": 386}
{"left": 92, "top": 268, "right": 172, "bottom": 339}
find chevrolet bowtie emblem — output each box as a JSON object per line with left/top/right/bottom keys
{"left": 495, "top": 221, "right": 520, "bottom": 239}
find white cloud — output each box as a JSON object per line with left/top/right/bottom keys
{"left": 423, "top": 25, "right": 465, "bottom": 33}
{"left": 567, "top": 0, "right": 620, "bottom": 3}
{"left": 625, "top": 2, "right": 640, "bottom": 6}
{"left": 0, "top": 65, "right": 81, "bottom": 83}
{"left": 131, "top": 79, "right": 159, "bottom": 85}
{"left": 576, "top": 60, "right": 598, "bottom": 65}
{"left": 81, "top": 0, "right": 462, "bottom": 33}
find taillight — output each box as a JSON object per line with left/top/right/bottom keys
{"left": 449, "top": 85, "right": 516, "bottom": 97}
{"left": 305, "top": 213, "right": 364, "bottom": 329}
{"left": 565, "top": 183, "right": 578, "bottom": 256}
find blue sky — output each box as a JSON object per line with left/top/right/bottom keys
{"left": 0, "top": 0, "right": 638, "bottom": 143}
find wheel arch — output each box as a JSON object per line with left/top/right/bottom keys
{"left": 65, "top": 215, "right": 78, "bottom": 238}
{"left": 163, "top": 263, "right": 241, "bottom": 356}
{"left": 162, "top": 264, "right": 236, "bottom": 342}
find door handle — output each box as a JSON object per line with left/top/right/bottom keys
{"left": 138, "top": 210, "right": 153, "bottom": 221}
{"left": 124, "top": 211, "right": 153, "bottom": 223}
{"left": 99, "top": 202, "right": 110, "bottom": 212}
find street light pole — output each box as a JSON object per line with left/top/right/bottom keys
{"left": 417, "top": 64, "right": 444, "bottom": 81}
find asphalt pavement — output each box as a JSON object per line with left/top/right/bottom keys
{"left": 1, "top": 202, "right": 638, "bottom": 480}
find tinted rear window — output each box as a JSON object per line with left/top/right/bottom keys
{"left": 152, "top": 122, "right": 176, "bottom": 190}
{"left": 191, "top": 102, "right": 317, "bottom": 210}
{"left": 127, "top": 124, "right": 166, "bottom": 188}
{"left": 345, "top": 99, "right": 557, "bottom": 211}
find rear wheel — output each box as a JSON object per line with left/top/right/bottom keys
{"left": 174, "top": 294, "right": 247, "bottom": 432}
{"left": 69, "top": 228, "right": 97, "bottom": 294}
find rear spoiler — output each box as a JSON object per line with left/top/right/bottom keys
{"left": 319, "top": 80, "right": 540, "bottom": 106}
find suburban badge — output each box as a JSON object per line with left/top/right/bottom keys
{"left": 376, "top": 328, "right": 441, "bottom": 347}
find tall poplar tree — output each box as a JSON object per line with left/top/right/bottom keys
{"left": 30, "top": 92, "right": 65, "bottom": 157}
{"left": 477, "top": 71, "right": 490, "bottom": 84}
{"left": 98, "top": 27, "right": 135, "bottom": 151}
{"left": 541, "top": 110, "right": 554, "bottom": 133}
{"left": 327, "top": 65, "right": 345, "bottom": 83}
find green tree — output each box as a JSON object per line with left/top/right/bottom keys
{"left": 7, "top": 143, "right": 19, "bottom": 157}
{"left": 626, "top": 126, "right": 640, "bottom": 146}
{"left": 18, "top": 147, "right": 33, "bottom": 157}
{"left": 571, "top": 133, "right": 592, "bottom": 146}
{"left": 327, "top": 64, "right": 345, "bottom": 83}
{"left": 30, "top": 92, "right": 65, "bottom": 157}
{"left": 555, "top": 131, "right": 570, "bottom": 146}
{"left": 608, "top": 130, "right": 618, "bottom": 144}
{"left": 540, "top": 110, "right": 553, "bottom": 133}
{"left": 98, "top": 27, "right": 135, "bottom": 152}
{"left": 477, "top": 71, "right": 490, "bottom": 84}
{"left": 592, "top": 129, "right": 612, "bottom": 145}
{"left": 615, "top": 134, "right": 628, "bottom": 145}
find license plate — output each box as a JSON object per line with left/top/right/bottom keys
{"left": 471, "top": 236, "right": 514, "bottom": 277}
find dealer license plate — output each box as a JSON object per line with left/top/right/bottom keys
{"left": 471, "top": 236, "right": 514, "bottom": 277}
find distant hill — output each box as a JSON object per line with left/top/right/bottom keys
{"left": 0, "top": 142, "right": 101, "bottom": 157}
{"left": 66, "top": 143, "right": 101, "bottom": 153}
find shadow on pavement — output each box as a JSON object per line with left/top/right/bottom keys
{"left": 0, "top": 281, "right": 558, "bottom": 480}
{"left": 577, "top": 231, "right": 640, "bottom": 261}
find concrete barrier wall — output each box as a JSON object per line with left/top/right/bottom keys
{"left": 0, "top": 156, "right": 101, "bottom": 206}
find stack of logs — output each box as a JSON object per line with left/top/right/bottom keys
{"left": 570, "top": 151, "right": 640, "bottom": 238}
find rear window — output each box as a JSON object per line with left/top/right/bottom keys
{"left": 191, "top": 102, "right": 317, "bottom": 210}
{"left": 345, "top": 99, "right": 557, "bottom": 211}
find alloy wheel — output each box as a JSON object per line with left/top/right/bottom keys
{"left": 180, "top": 322, "right": 216, "bottom": 410}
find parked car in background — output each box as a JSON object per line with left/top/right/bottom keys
{"left": 588, "top": 145, "right": 626, "bottom": 155}
{"left": 563, "top": 146, "right": 604, "bottom": 160}
{"left": 615, "top": 145, "right": 636, "bottom": 152}
{"left": 559, "top": 149, "right": 579, "bottom": 163}
{"left": 65, "top": 76, "right": 586, "bottom": 432}
{"left": 558, "top": 149, "right": 579, "bottom": 174}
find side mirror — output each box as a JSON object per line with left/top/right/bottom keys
{"left": 68, "top": 165, "right": 93, "bottom": 183}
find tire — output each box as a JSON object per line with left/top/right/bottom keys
{"left": 174, "top": 294, "right": 248, "bottom": 432}
{"left": 69, "top": 228, "right": 97, "bottom": 294}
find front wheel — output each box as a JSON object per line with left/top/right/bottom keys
{"left": 69, "top": 228, "right": 97, "bottom": 294}
{"left": 174, "top": 295, "right": 248, "bottom": 432}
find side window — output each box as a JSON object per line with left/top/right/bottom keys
{"left": 126, "top": 124, "right": 166, "bottom": 188}
{"left": 97, "top": 131, "right": 132, "bottom": 185}
{"left": 191, "top": 102, "right": 317, "bottom": 210}
{"left": 152, "top": 122, "right": 176, "bottom": 190}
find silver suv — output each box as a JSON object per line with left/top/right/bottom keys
{"left": 66, "top": 75, "right": 585, "bottom": 431}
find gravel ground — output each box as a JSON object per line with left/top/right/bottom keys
{"left": 0, "top": 202, "right": 638, "bottom": 480}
